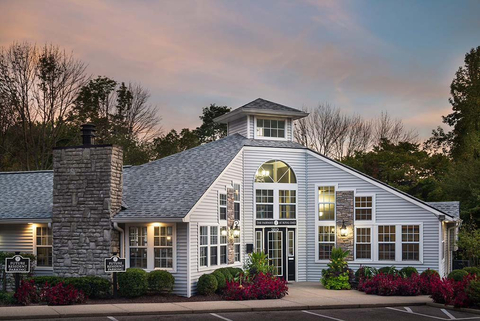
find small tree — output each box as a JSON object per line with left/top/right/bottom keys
{"left": 457, "top": 224, "right": 480, "bottom": 267}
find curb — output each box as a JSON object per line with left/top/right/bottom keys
{"left": 427, "top": 302, "right": 480, "bottom": 315}
{"left": 0, "top": 301, "right": 429, "bottom": 320}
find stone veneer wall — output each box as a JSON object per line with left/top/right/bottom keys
{"left": 227, "top": 188, "right": 235, "bottom": 264}
{"left": 52, "top": 145, "right": 123, "bottom": 277}
{"left": 336, "top": 191, "right": 354, "bottom": 261}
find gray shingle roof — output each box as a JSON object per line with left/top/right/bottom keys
{"left": 239, "top": 98, "right": 304, "bottom": 113}
{"left": 0, "top": 171, "right": 53, "bottom": 220}
{"left": 427, "top": 202, "right": 460, "bottom": 218}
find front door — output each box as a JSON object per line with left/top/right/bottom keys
{"left": 256, "top": 227, "right": 296, "bottom": 281}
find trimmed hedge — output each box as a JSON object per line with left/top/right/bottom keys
{"left": 400, "top": 267, "right": 418, "bottom": 278}
{"left": 197, "top": 274, "right": 218, "bottom": 295}
{"left": 378, "top": 266, "right": 398, "bottom": 276}
{"left": 216, "top": 268, "right": 233, "bottom": 281}
{"left": 448, "top": 269, "right": 469, "bottom": 282}
{"left": 227, "top": 267, "right": 243, "bottom": 278}
{"left": 64, "top": 276, "right": 111, "bottom": 299}
{"left": 463, "top": 267, "right": 480, "bottom": 276}
{"left": 421, "top": 269, "right": 439, "bottom": 277}
{"left": 118, "top": 268, "right": 148, "bottom": 298}
{"left": 212, "top": 271, "right": 227, "bottom": 291}
{"left": 0, "top": 291, "right": 15, "bottom": 305}
{"left": 148, "top": 270, "right": 175, "bottom": 294}
{"left": 467, "top": 279, "right": 480, "bottom": 304}
{"left": 30, "top": 276, "right": 64, "bottom": 287}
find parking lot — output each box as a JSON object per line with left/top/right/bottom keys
{"left": 19, "top": 306, "right": 480, "bottom": 321}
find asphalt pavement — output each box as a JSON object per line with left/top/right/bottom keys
{"left": 15, "top": 306, "right": 480, "bottom": 321}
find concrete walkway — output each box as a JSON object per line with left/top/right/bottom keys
{"left": 0, "top": 282, "right": 432, "bottom": 320}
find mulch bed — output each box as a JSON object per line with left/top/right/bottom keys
{"left": 87, "top": 293, "right": 223, "bottom": 304}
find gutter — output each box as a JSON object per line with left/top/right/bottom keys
{"left": 113, "top": 222, "right": 124, "bottom": 257}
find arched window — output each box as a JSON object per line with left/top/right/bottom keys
{"left": 255, "top": 160, "right": 296, "bottom": 183}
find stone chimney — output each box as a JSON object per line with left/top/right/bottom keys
{"left": 52, "top": 124, "right": 123, "bottom": 277}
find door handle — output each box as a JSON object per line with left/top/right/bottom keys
{"left": 288, "top": 257, "right": 294, "bottom": 260}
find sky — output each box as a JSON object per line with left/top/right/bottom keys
{"left": 1, "top": 0, "right": 479, "bottom": 138}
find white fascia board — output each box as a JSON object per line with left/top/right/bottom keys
{"left": 111, "top": 217, "right": 183, "bottom": 223}
{"left": 306, "top": 150, "right": 453, "bottom": 219}
{"left": 183, "top": 149, "right": 243, "bottom": 222}
{"left": 0, "top": 218, "right": 52, "bottom": 224}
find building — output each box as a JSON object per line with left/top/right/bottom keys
{"left": 0, "top": 98, "right": 460, "bottom": 297}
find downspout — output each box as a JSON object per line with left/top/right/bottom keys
{"left": 113, "top": 222, "right": 124, "bottom": 257}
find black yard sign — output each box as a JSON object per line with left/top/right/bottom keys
{"left": 5, "top": 255, "right": 30, "bottom": 273}
{"left": 105, "top": 256, "right": 126, "bottom": 273}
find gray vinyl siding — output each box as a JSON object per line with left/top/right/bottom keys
{"left": 0, "top": 224, "right": 33, "bottom": 253}
{"left": 227, "top": 117, "right": 248, "bottom": 138}
{"left": 172, "top": 222, "right": 188, "bottom": 296}
{"left": 286, "top": 119, "right": 293, "bottom": 141}
{"left": 249, "top": 116, "right": 254, "bottom": 138}
{"left": 188, "top": 151, "right": 244, "bottom": 295}
{"left": 305, "top": 152, "right": 441, "bottom": 280}
{"left": 243, "top": 147, "right": 307, "bottom": 281}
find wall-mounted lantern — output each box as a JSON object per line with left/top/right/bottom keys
{"left": 340, "top": 220, "right": 348, "bottom": 237}
{"left": 231, "top": 220, "right": 240, "bottom": 238}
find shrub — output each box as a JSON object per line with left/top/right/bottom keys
{"left": 223, "top": 273, "right": 288, "bottom": 300}
{"left": 463, "top": 267, "right": 480, "bottom": 276}
{"left": 244, "top": 252, "right": 275, "bottom": 276}
{"left": 467, "top": 279, "right": 480, "bottom": 305}
{"left": 0, "top": 291, "right": 15, "bottom": 305}
{"left": 148, "top": 270, "right": 175, "bottom": 294}
{"left": 212, "top": 271, "right": 227, "bottom": 291}
{"left": 448, "top": 269, "right": 469, "bottom": 282}
{"left": 64, "top": 276, "right": 111, "bottom": 299}
{"left": 197, "top": 274, "right": 218, "bottom": 295}
{"left": 118, "top": 268, "right": 148, "bottom": 298}
{"left": 40, "top": 283, "right": 86, "bottom": 305}
{"left": 31, "top": 276, "right": 64, "bottom": 288}
{"left": 358, "top": 274, "right": 420, "bottom": 296}
{"left": 227, "top": 267, "right": 243, "bottom": 278}
{"left": 400, "top": 267, "right": 418, "bottom": 278}
{"left": 421, "top": 269, "right": 439, "bottom": 278}
{"left": 14, "top": 280, "right": 39, "bottom": 306}
{"left": 218, "top": 268, "right": 234, "bottom": 281}
{"left": 378, "top": 266, "right": 399, "bottom": 276}
{"left": 321, "top": 247, "right": 351, "bottom": 290}
{"left": 431, "top": 275, "right": 476, "bottom": 308}
{"left": 355, "top": 266, "right": 377, "bottom": 281}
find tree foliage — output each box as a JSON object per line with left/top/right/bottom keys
{"left": 195, "top": 104, "right": 230, "bottom": 143}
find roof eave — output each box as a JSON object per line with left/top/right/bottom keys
{"left": 214, "top": 108, "right": 309, "bottom": 123}
{"left": 111, "top": 217, "right": 184, "bottom": 223}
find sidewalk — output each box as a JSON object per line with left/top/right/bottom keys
{"left": 0, "top": 282, "right": 432, "bottom": 320}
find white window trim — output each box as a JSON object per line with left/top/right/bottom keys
{"left": 253, "top": 116, "right": 288, "bottom": 141}
{"left": 354, "top": 226, "right": 373, "bottom": 262}
{"left": 218, "top": 191, "right": 227, "bottom": 223}
{"left": 33, "top": 224, "right": 53, "bottom": 270}
{"left": 354, "top": 193, "right": 376, "bottom": 224}
{"left": 255, "top": 230, "right": 263, "bottom": 253}
{"left": 315, "top": 183, "right": 338, "bottom": 263}
{"left": 233, "top": 181, "right": 242, "bottom": 221}
{"left": 254, "top": 183, "right": 298, "bottom": 221}
{"left": 125, "top": 223, "right": 177, "bottom": 273}
{"left": 198, "top": 224, "right": 230, "bottom": 271}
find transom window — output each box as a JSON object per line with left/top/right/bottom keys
{"left": 256, "top": 118, "right": 285, "bottom": 138}
{"left": 318, "top": 186, "right": 335, "bottom": 221}
{"left": 355, "top": 228, "right": 372, "bottom": 260}
{"left": 255, "top": 160, "right": 296, "bottom": 183}
{"left": 355, "top": 196, "right": 373, "bottom": 221}
{"left": 402, "top": 225, "right": 420, "bottom": 261}
{"left": 378, "top": 225, "right": 396, "bottom": 261}
{"left": 36, "top": 226, "right": 52, "bottom": 267}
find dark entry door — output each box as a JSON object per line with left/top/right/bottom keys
{"left": 257, "top": 227, "right": 295, "bottom": 281}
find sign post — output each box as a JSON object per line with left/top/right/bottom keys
{"left": 105, "top": 253, "right": 126, "bottom": 298}
{"left": 5, "top": 252, "right": 31, "bottom": 292}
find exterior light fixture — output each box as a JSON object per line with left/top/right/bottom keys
{"left": 231, "top": 220, "right": 240, "bottom": 238}
{"left": 340, "top": 220, "right": 348, "bottom": 237}
{"left": 221, "top": 229, "right": 228, "bottom": 236}
{"left": 166, "top": 236, "right": 172, "bottom": 241}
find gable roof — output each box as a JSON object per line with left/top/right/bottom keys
{"left": 427, "top": 202, "right": 460, "bottom": 218}
{"left": 214, "top": 98, "right": 309, "bottom": 123}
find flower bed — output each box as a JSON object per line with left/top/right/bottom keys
{"left": 223, "top": 272, "right": 288, "bottom": 300}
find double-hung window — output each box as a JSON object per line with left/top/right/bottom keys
{"left": 256, "top": 190, "right": 274, "bottom": 219}
{"left": 378, "top": 225, "right": 396, "bottom": 261}
{"left": 129, "top": 226, "right": 148, "bottom": 268}
{"left": 220, "top": 227, "right": 228, "bottom": 264}
{"left": 355, "top": 196, "right": 373, "bottom": 221}
{"left": 219, "top": 193, "right": 227, "bottom": 221}
{"left": 355, "top": 227, "right": 372, "bottom": 260}
{"left": 200, "top": 226, "right": 229, "bottom": 267}
{"left": 36, "top": 226, "right": 52, "bottom": 267}
{"left": 317, "top": 185, "right": 336, "bottom": 261}
{"left": 279, "top": 190, "right": 296, "bottom": 219}
{"left": 199, "top": 226, "right": 209, "bottom": 267}
{"left": 154, "top": 226, "right": 173, "bottom": 269}
{"left": 256, "top": 119, "right": 285, "bottom": 138}
{"left": 234, "top": 183, "right": 241, "bottom": 221}
{"left": 210, "top": 227, "right": 218, "bottom": 266}
{"left": 402, "top": 225, "right": 420, "bottom": 261}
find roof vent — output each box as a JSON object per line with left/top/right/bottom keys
{"left": 81, "top": 124, "right": 96, "bottom": 146}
